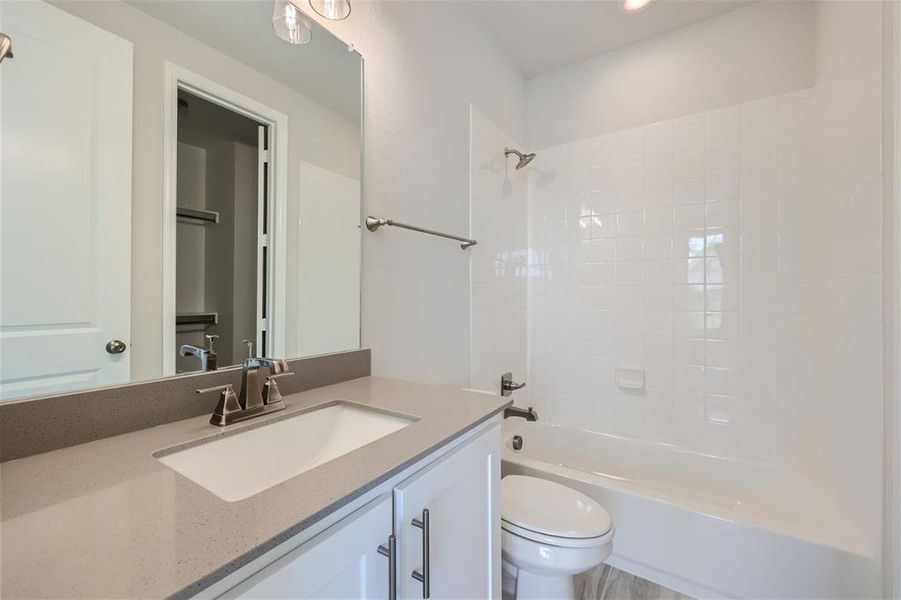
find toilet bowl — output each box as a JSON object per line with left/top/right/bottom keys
{"left": 501, "top": 475, "right": 614, "bottom": 600}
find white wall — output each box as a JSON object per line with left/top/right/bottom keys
{"left": 52, "top": 1, "right": 361, "bottom": 380}
{"left": 312, "top": 3, "right": 526, "bottom": 385}
{"left": 889, "top": 2, "right": 901, "bottom": 595}
{"left": 296, "top": 161, "right": 361, "bottom": 357}
{"left": 526, "top": 1, "right": 815, "bottom": 149}
{"left": 522, "top": 0, "right": 885, "bottom": 560}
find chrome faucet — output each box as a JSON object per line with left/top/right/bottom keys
{"left": 196, "top": 356, "right": 292, "bottom": 426}
{"left": 180, "top": 334, "right": 219, "bottom": 371}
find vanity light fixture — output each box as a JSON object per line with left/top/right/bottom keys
{"left": 308, "top": 0, "right": 351, "bottom": 21}
{"left": 623, "top": 0, "right": 655, "bottom": 12}
{"left": 273, "top": 0, "right": 313, "bottom": 45}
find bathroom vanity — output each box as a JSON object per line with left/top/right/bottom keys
{"left": 219, "top": 419, "right": 499, "bottom": 599}
{"left": 0, "top": 376, "right": 509, "bottom": 599}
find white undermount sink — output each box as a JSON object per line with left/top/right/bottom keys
{"left": 155, "top": 402, "right": 415, "bottom": 501}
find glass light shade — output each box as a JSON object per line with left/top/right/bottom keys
{"left": 273, "top": 0, "right": 312, "bottom": 45}
{"left": 308, "top": 0, "right": 351, "bottom": 21}
{"left": 623, "top": 0, "right": 655, "bottom": 11}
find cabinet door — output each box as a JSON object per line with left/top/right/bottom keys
{"left": 224, "top": 495, "right": 393, "bottom": 599}
{"left": 394, "top": 424, "right": 501, "bottom": 600}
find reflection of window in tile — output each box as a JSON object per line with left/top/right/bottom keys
{"left": 688, "top": 235, "right": 705, "bottom": 257}
{"left": 706, "top": 285, "right": 723, "bottom": 312}
{"left": 706, "top": 232, "right": 725, "bottom": 256}
{"left": 707, "top": 257, "right": 723, "bottom": 284}
{"left": 689, "top": 259, "right": 705, "bottom": 285}
{"left": 579, "top": 216, "right": 591, "bottom": 239}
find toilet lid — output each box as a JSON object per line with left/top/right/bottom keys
{"left": 502, "top": 475, "right": 612, "bottom": 539}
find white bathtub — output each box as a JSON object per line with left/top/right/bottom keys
{"left": 501, "top": 421, "right": 881, "bottom": 599}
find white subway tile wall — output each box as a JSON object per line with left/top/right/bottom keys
{"left": 469, "top": 107, "right": 530, "bottom": 401}
{"left": 525, "top": 73, "right": 882, "bottom": 480}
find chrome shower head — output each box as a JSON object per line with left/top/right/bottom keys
{"left": 505, "top": 147, "right": 537, "bottom": 170}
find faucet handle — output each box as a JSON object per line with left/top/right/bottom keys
{"left": 196, "top": 383, "right": 233, "bottom": 394}
{"left": 267, "top": 372, "right": 295, "bottom": 380}
{"left": 204, "top": 334, "right": 219, "bottom": 352}
{"left": 263, "top": 372, "right": 294, "bottom": 406}
{"left": 242, "top": 339, "right": 255, "bottom": 358}
{"left": 197, "top": 384, "right": 241, "bottom": 426}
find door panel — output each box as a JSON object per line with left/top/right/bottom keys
{"left": 0, "top": 0, "right": 133, "bottom": 400}
{"left": 225, "top": 495, "right": 392, "bottom": 599}
{"left": 394, "top": 424, "right": 501, "bottom": 600}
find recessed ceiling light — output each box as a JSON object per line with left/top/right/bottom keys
{"left": 623, "top": 0, "right": 655, "bottom": 12}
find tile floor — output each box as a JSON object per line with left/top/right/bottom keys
{"left": 575, "top": 564, "right": 693, "bottom": 600}
{"left": 503, "top": 563, "right": 693, "bottom": 600}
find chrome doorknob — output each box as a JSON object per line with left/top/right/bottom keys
{"left": 106, "top": 340, "right": 127, "bottom": 354}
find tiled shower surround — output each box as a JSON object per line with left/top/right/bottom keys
{"left": 470, "top": 107, "right": 529, "bottom": 403}
{"left": 527, "top": 96, "right": 824, "bottom": 468}
{"left": 528, "top": 77, "right": 882, "bottom": 471}
{"left": 471, "top": 1, "right": 883, "bottom": 555}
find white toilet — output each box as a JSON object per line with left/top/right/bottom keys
{"left": 501, "top": 475, "right": 614, "bottom": 600}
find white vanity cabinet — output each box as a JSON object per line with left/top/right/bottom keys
{"left": 224, "top": 495, "right": 392, "bottom": 598}
{"left": 394, "top": 424, "right": 500, "bottom": 600}
{"left": 220, "top": 422, "right": 500, "bottom": 600}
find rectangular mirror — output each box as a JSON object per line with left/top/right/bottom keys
{"left": 0, "top": 0, "right": 362, "bottom": 401}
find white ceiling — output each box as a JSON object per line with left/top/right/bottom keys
{"left": 466, "top": 0, "right": 752, "bottom": 79}
{"left": 127, "top": 0, "right": 361, "bottom": 123}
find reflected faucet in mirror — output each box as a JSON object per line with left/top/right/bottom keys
{"left": 179, "top": 335, "right": 219, "bottom": 372}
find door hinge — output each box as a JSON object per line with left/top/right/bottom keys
{"left": 261, "top": 149, "right": 270, "bottom": 163}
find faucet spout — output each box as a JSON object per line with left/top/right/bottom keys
{"left": 242, "top": 357, "right": 288, "bottom": 374}
{"left": 239, "top": 357, "right": 288, "bottom": 411}
{"left": 179, "top": 345, "right": 217, "bottom": 372}
{"left": 178, "top": 335, "right": 219, "bottom": 372}
{"left": 504, "top": 406, "right": 538, "bottom": 422}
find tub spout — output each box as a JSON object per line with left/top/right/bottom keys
{"left": 504, "top": 406, "right": 538, "bottom": 422}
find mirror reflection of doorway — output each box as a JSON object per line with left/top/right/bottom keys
{"left": 174, "top": 90, "right": 267, "bottom": 373}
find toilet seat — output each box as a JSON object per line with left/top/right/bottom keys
{"left": 502, "top": 519, "right": 615, "bottom": 549}
{"left": 501, "top": 475, "right": 613, "bottom": 548}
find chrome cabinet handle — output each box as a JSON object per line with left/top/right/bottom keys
{"left": 106, "top": 340, "right": 127, "bottom": 354}
{"left": 377, "top": 534, "right": 397, "bottom": 600}
{"left": 411, "top": 508, "right": 430, "bottom": 599}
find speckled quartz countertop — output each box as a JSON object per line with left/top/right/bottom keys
{"left": 0, "top": 376, "right": 510, "bottom": 599}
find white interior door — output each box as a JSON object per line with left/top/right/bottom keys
{"left": 0, "top": 1, "right": 133, "bottom": 401}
